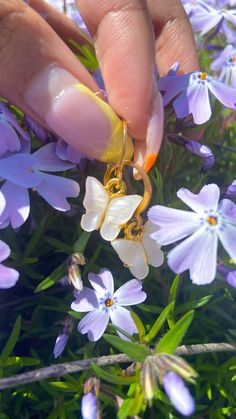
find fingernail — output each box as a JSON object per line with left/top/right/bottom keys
{"left": 144, "top": 87, "right": 164, "bottom": 173}
{"left": 133, "top": 86, "right": 164, "bottom": 180}
{"left": 25, "top": 65, "right": 133, "bottom": 162}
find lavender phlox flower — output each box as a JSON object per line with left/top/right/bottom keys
{"left": 141, "top": 354, "right": 196, "bottom": 414}
{"left": 0, "top": 240, "right": 19, "bottom": 289}
{"left": 46, "top": 0, "right": 90, "bottom": 35}
{"left": 56, "top": 139, "right": 85, "bottom": 164}
{"left": 0, "top": 103, "right": 29, "bottom": 156}
{"left": 189, "top": 1, "right": 236, "bottom": 37}
{"left": 226, "top": 179, "right": 236, "bottom": 197}
{"left": 53, "top": 317, "right": 73, "bottom": 358}
{"left": 163, "top": 372, "right": 195, "bottom": 416}
{"left": 158, "top": 70, "right": 236, "bottom": 124}
{"left": 81, "top": 392, "right": 99, "bottom": 419}
{"left": 71, "top": 268, "right": 146, "bottom": 341}
{"left": 148, "top": 184, "right": 236, "bottom": 284}
{"left": 211, "top": 44, "right": 236, "bottom": 86}
{"left": 24, "top": 115, "right": 53, "bottom": 142}
{"left": 0, "top": 143, "right": 80, "bottom": 228}
{"left": 81, "top": 378, "right": 100, "bottom": 419}
{"left": 181, "top": 0, "right": 213, "bottom": 16}
{"left": 217, "top": 262, "right": 236, "bottom": 287}
{"left": 168, "top": 135, "right": 215, "bottom": 171}
{"left": 111, "top": 221, "right": 164, "bottom": 280}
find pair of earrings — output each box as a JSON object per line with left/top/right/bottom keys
{"left": 81, "top": 122, "right": 164, "bottom": 279}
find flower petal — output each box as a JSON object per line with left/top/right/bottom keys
{"left": 81, "top": 176, "right": 109, "bottom": 232}
{"left": 186, "top": 83, "right": 211, "bottom": 125}
{"left": 33, "top": 143, "right": 75, "bottom": 171}
{"left": 71, "top": 288, "right": 98, "bottom": 312}
{"left": 35, "top": 172, "right": 80, "bottom": 211}
{"left": 226, "top": 271, "right": 236, "bottom": 288}
{"left": 141, "top": 221, "right": 164, "bottom": 267}
{"left": 81, "top": 392, "right": 98, "bottom": 419}
{"left": 53, "top": 333, "right": 69, "bottom": 358}
{"left": 113, "top": 279, "right": 146, "bottom": 306}
{"left": 0, "top": 240, "right": 10, "bottom": 262}
{"left": 208, "top": 78, "right": 236, "bottom": 109}
{"left": 148, "top": 206, "right": 200, "bottom": 245}
{"left": 78, "top": 309, "right": 109, "bottom": 341}
{"left": 100, "top": 194, "right": 142, "bottom": 241}
{"left": 0, "top": 264, "right": 19, "bottom": 289}
{"left": 0, "top": 154, "right": 41, "bottom": 187}
{"left": 111, "top": 239, "right": 149, "bottom": 280}
{"left": 0, "top": 182, "right": 30, "bottom": 229}
{"left": 163, "top": 372, "right": 195, "bottom": 416}
{"left": 0, "top": 119, "right": 21, "bottom": 155}
{"left": 167, "top": 226, "right": 218, "bottom": 284}
{"left": 109, "top": 306, "right": 138, "bottom": 340}
{"left": 157, "top": 74, "right": 190, "bottom": 106}
{"left": 218, "top": 223, "right": 236, "bottom": 263}
{"left": 177, "top": 184, "right": 220, "bottom": 214}
{"left": 88, "top": 268, "right": 114, "bottom": 297}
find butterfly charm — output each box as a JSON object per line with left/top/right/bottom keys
{"left": 111, "top": 221, "right": 164, "bottom": 279}
{"left": 81, "top": 176, "right": 142, "bottom": 241}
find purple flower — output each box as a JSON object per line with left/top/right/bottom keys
{"left": 163, "top": 372, "right": 195, "bottom": 416}
{"left": 158, "top": 70, "right": 236, "bottom": 124}
{"left": 56, "top": 139, "right": 85, "bottom": 164}
{"left": 226, "top": 179, "right": 236, "bottom": 197}
{"left": 24, "top": 115, "right": 53, "bottom": 142}
{"left": 0, "top": 103, "right": 29, "bottom": 156}
{"left": 211, "top": 45, "right": 236, "bottom": 87}
{"left": 148, "top": 184, "right": 236, "bottom": 284}
{"left": 81, "top": 392, "right": 98, "bottom": 419}
{"left": 168, "top": 135, "right": 215, "bottom": 171}
{"left": 71, "top": 268, "right": 146, "bottom": 341}
{"left": 189, "top": 2, "right": 236, "bottom": 37}
{"left": 53, "top": 333, "right": 69, "bottom": 359}
{"left": 0, "top": 143, "right": 80, "bottom": 228}
{"left": 217, "top": 263, "right": 236, "bottom": 288}
{"left": 0, "top": 240, "right": 19, "bottom": 289}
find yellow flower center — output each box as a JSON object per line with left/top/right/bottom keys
{"left": 207, "top": 216, "right": 218, "bottom": 226}
{"left": 199, "top": 72, "right": 207, "bottom": 80}
{"left": 105, "top": 298, "right": 114, "bottom": 307}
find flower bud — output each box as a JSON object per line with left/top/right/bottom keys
{"left": 141, "top": 356, "right": 159, "bottom": 402}
{"left": 67, "top": 253, "right": 85, "bottom": 291}
{"left": 163, "top": 372, "right": 195, "bottom": 416}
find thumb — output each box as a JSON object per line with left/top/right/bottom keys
{"left": 0, "top": 0, "right": 133, "bottom": 162}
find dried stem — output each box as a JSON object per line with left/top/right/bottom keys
{"left": 0, "top": 343, "right": 235, "bottom": 390}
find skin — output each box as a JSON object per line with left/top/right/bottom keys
{"left": 0, "top": 0, "right": 198, "bottom": 156}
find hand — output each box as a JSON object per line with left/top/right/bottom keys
{"left": 0, "top": 0, "right": 198, "bottom": 171}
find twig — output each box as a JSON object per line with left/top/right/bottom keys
{"left": 0, "top": 343, "right": 235, "bottom": 390}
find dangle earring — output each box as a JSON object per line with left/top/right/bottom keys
{"left": 81, "top": 121, "right": 164, "bottom": 279}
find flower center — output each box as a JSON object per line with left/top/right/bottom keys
{"left": 207, "top": 216, "right": 218, "bottom": 226}
{"left": 105, "top": 298, "right": 114, "bottom": 307}
{"left": 199, "top": 72, "right": 207, "bottom": 81}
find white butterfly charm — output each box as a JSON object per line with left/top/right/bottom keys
{"left": 111, "top": 221, "right": 164, "bottom": 279}
{"left": 81, "top": 176, "right": 142, "bottom": 241}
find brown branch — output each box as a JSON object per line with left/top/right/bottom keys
{"left": 0, "top": 343, "right": 235, "bottom": 390}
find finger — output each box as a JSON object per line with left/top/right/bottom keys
{"left": 147, "top": 0, "right": 199, "bottom": 76}
{"left": 28, "top": 0, "right": 94, "bottom": 52}
{"left": 0, "top": 1, "right": 134, "bottom": 162}
{"left": 76, "top": 0, "right": 157, "bottom": 140}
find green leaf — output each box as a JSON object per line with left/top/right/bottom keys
{"left": 0, "top": 316, "right": 21, "bottom": 360}
{"left": 103, "top": 334, "right": 150, "bottom": 362}
{"left": 44, "top": 237, "right": 72, "bottom": 254}
{"left": 131, "top": 311, "right": 146, "bottom": 341}
{"left": 35, "top": 263, "right": 65, "bottom": 293}
{"left": 175, "top": 295, "right": 213, "bottom": 315}
{"left": 168, "top": 274, "right": 181, "bottom": 305}
{"left": 0, "top": 356, "right": 40, "bottom": 368}
{"left": 144, "top": 302, "right": 174, "bottom": 342}
{"left": 24, "top": 217, "right": 47, "bottom": 257}
{"left": 73, "top": 231, "right": 91, "bottom": 253}
{"left": 92, "top": 363, "right": 137, "bottom": 385}
{"left": 155, "top": 310, "right": 194, "bottom": 354}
